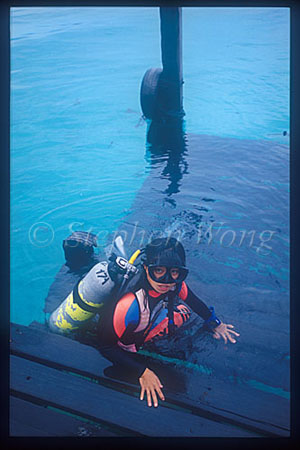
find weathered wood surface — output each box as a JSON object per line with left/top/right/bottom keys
{"left": 10, "top": 396, "right": 118, "bottom": 437}
{"left": 10, "top": 322, "right": 289, "bottom": 437}
{"left": 10, "top": 354, "right": 261, "bottom": 437}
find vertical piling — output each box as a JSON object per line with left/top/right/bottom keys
{"left": 140, "top": 6, "right": 184, "bottom": 122}
{"left": 159, "top": 6, "right": 184, "bottom": 120}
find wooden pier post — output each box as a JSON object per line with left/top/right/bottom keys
{"left": 140, "top": 6, "right": 184, "bottom": 122}
{"left": 159, "top": 6, "right": 184, "bottom": 120}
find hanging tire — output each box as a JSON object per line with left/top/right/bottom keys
{"left": 140, "top": 68, "right": 163, "bottom": 120}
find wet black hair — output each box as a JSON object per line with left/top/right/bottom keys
{"left": 143, "top": 237, "right": 186, "bottom": 267}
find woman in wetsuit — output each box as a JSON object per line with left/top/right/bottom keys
{"left": 97, "top": 237, "right": 239, "bottom": 408}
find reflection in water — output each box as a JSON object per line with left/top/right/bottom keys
{"left": 145, "top": 118, "right": 189, "bottom": 198}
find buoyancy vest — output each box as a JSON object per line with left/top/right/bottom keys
{"left": 114, "top": 282, "right": 191, "bottom": 352}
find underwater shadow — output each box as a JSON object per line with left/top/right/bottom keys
{"left": 145, "top": 117, "right": 189, "bottom": 199}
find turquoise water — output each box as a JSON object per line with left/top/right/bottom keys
{"left": 10, "top": 6, "right": 289, "bottom": 332}
{"left": 183, "top": 7, "right": 290, "bottom": 142}
{"left": 11, "top": 7, "right": 161, "bottom": 324}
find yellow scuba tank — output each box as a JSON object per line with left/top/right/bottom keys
{"left": 48, "top": 237, "right": 141, "bottom": 334}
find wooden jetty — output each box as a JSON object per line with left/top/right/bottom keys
{"left": 10, "top": 321, "right": 290, "bottom": 437}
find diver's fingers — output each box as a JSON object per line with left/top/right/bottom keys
{"left": 213, "top": 332, "right": 221, "bottom": 339}
{"left": 155, "top": 384, "right": 165, "bottom": 402}
{"left": 226, "top": 324, "right": 234, "bottom": 328}
{"left": 146, "top": 389, "right": 152, "bottom": 407}
{"left": 222, "top": 334, "right": 228, "bottom": 344}
{"left": 140, "top": 386, "right": 145, "bottom": 401}
{"left": 151, "top": 388, "right": 159, "bottom": 408}
{"left": 227, "top": 333, "right": 236, "bottom": 343}
{"left": 228, "top": 329, "right": 240, "bottom": 336}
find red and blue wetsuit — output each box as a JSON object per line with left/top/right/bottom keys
{"left": 97, "top": 271, "right": 213, "bottom": 377}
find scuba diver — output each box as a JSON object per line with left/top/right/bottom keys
{"left": 48, "top": 234, "right": 239, "bottom": 408}
{"left": 96, "top": 237, "right": 239, "bottom": 408}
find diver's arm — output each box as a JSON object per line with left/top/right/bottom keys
{"left": 97, "top": 316, "right": 148, "bottom": 376}
{"left": 97, "top": 294, "right": 148, "bottom": 376}
{"left": 97, "top": 293, "right": 165, "bottom": 406}
{"left": 97, "top": 318, "right": 148, "bottom": 376}
{"left": 98, "top": 336, "right": 165, "bottom": 407}
{"left": 181, "top": 284, "right": 212, "bottom": 320}
{"left": 182, "top": 284, "right": 240, "bottom": 343}
{"left": 98, "top": 341, "right": 148, "bottom": 377}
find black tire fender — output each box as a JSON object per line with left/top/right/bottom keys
{"left": 140, "top": 67, "right": 163, "bottom": 119}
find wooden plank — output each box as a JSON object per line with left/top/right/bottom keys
{"left": 10, "top": 396, "right": 118, "bottom": 437}
{"left": 10, "top": 419, "right": 52, "bottom": 437}
{"left": 10, "top": 322, "right": 110, "bottom": 377}
{"left": 10, "top": 322, "right": 289, "bottom": 436}
{"left": 10, "top": 355, "right": 260, "bottom": 437}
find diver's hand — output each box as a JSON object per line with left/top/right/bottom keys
{"left": 139, "top": 368, "right": 165, "bottom": 407}
{"left": 213, "top": 323, "right": 240, "bottom": 344}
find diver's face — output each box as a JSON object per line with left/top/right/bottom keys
{"left": 144, "top": 265, "right": 179, "bottom": 294}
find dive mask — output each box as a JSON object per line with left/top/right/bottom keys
{"left": 147, "top": 265, "right": 189, "bottom": 284}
